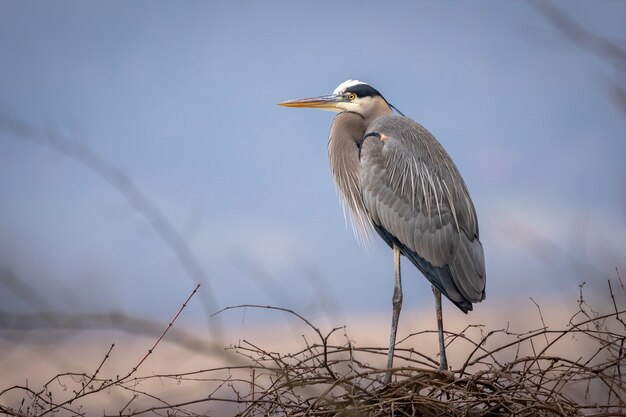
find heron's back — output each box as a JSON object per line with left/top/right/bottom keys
{"left": 359, "top": 115, "right": 486, "bottom": 312}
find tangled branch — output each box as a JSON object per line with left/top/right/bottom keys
{"left": 1, "top": 279, "right": 624, "bottom": 417}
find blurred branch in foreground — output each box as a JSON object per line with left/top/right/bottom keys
{"left": 0, "top": 282, "right": 231, "bottom": 358}
{"left": 0, "top": 115, "right": 222, "bottom": 338}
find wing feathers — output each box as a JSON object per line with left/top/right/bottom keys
{"left": 360, "top": 115, "right": 486, "bottom": 310}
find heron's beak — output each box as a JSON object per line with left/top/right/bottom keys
{"left": 278, "top": 94, "right": 344, "bottom": 111}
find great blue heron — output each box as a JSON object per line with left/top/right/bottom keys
{"left": 279, "top": 80, "right": 485, "bottom": 378}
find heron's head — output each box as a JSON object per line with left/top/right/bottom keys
{"left": 278, "top": 80, "right": 394, "bottom": 119}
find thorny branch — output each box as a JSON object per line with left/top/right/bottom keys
{"left": 1, "top": 285, "right": 201, "bottom": 417}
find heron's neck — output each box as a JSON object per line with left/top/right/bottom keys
{"left": 328, "top": 112, "right": 372, "bottom": 240}
{"left": 328, "top": 103, "right": 392, "bottom": 194}
{"left": 328, "top": 112, "right": 365, "bottom": 185}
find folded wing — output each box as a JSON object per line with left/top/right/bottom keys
{"left": 360, "top": 115, "right": 486, "bottom": 312}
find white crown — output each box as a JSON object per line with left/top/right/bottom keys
{"left": 333, "top": 79, "right": 368, "bottom": 95}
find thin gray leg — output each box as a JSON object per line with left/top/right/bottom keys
{"left": 384, "top": 244, "right": 402, "bottom": 383}
{"left": 432, "top": 285, "right": 448, "bottom": 371}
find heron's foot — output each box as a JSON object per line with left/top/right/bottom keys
{"left": 383, "top": 367, "right": 394, "bottom": 385}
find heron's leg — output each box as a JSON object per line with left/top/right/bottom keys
{"left": 384, "top": 244, "right": 402, "bottom": 383}
{"left": 432, "top": 286, "right": 448, "bottom": 371}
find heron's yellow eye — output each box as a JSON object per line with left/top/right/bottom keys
{"left": 347, "top": 93, "right": 357, "bottom": 101}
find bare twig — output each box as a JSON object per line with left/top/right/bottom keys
{"left": 125, "top": 284, "right": 201, "bottom": 379}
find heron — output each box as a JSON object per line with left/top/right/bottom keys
{"left": 278, "top": 80, "right": 485, "bottom": 379}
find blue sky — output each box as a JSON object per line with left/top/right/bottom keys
{"left": 1, "top": 1, "right": 625, "bottom": 332}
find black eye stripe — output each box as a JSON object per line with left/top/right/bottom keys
{"left": 345, "top": 84, "right": 382, "bottom": 98}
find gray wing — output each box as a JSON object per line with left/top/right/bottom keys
{"left": 360, "top": 115, "right": 485, "bottom": 312}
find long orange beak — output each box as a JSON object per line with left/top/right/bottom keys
{"left": 278, "top": 94, "right": 344, "bottom": 110}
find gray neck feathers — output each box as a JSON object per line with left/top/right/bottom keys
{"left": 328, "top": 112, "right": 375, "bottom": 245}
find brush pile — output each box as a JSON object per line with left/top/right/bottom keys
{"left": 1, "top": 283, "right": 624, "bottom": 417}
{"left": 217, "top": 290, "right": 625, "bottom": 417}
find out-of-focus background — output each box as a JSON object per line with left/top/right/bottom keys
{"left": 1, "top": 0, "right": 625, "bottom": 401}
